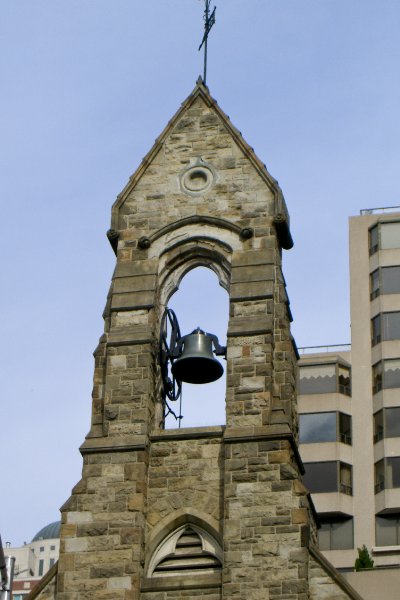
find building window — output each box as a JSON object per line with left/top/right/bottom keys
{"left": 369, "top": 225, "right": 379, "bottom": 255}
{"left": 369, "top": 222, "right": 400, "bottom": 255}
{"left": 371, "top": 312, "right": 400, "bottom": 345}
{"left": 319, "top": 517, "right": 354, "bottom": 550}
{"left": 373, "top": 359, "right": 400, "bottom": 393}
{"left": 371, "top": 315, "right": 381, "bottom": 345}
{"left": 376, "top": 514, "right": 400, "bottom": 546}
{"left": 339, "top": 413, "right": 352, "bottom": 444}
{"left": 372, "top": 362, "right": 383, "bottom": 393}
{"left": 338, "top": 366, "right": 351, "bottom": 396}
{"left": 39, "top": 546, "right": 44, "bottom": 552}
{"left": 298, "top": 364, "right": 351, "bottom": 396}
{"left": 49, "top": 558, "right": 55, "bottom": 568}
{"left": 38, "top": 559, "right": 44, "bottom": 577}
{"left": 385, "top": 407, "right": 400, "bottom": 438}
{"left": 382, "top": 312, "right": 400, "bottom": 341}
{"left": 299, "top": 412, "right": 352, "bottom": 445}
{"left": 374, "top": 410, "right": 384, "bottom": 442}
{"left": 303, "top": 461, "right": 352, "bottom": 495}
{"left": 381, "top": 222, "right": 400, "bottom": 250}
{"left": 370, "top": 264, "right": 400, "bottom": 299}
{"left": 374, "top": 408, "right": 400, "bottom": 442}
{"left": 370, "top": 269, "right": 380, "bottom": 299}
{"left": 375, "top": 457, "right": 400, "bottom": 493}
{"left": 50, "top": 545, "right": 56, "bottom": 551}
{"left": 382, "top": 266, "right": 400, "bottom": 295}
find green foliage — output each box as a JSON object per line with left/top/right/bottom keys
{"left": 354, "top": 545, "right": 374, "bottom": 571}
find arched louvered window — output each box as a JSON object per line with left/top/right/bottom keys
{"left": 148, "top": 524, "right": 222, "bottom": 578}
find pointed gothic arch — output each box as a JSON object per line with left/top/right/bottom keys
{"left": 147, "top": 523, "right": 222, "bottom": 578}
{"left": 144, "top": 510, "right": 223, "bottom": 581}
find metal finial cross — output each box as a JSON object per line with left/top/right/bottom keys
{"left": 198, "top": 0, "right": 216, "bottom": 85}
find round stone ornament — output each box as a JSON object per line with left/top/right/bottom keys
{"left": 179, "top": 159, "right": 216, "bottom": 196}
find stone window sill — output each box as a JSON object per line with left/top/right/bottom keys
{"left": 141, "top": 572, "right": 221, "bottom": 592}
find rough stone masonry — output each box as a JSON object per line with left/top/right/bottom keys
{"left": 28, "top": 80, "right": 364, "bottom": 600}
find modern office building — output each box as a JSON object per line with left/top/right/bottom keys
{"left": 2, "top": 521, "right": 60, "bottom": 599}
{"left": 298, "top": 207, "right": 400, "bottom": 572}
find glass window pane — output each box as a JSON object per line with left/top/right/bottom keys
{"left": 338, "top": 365, "right": 351, "bottom": 396}
{"left": 369, "top": 225, "right": 379, "bottom": 254}
{"left": 374, "top": 410, "right": 384, "bottom": 443}
{"left": 371, "top": 315, "right": 381, "bottom": 345}
{"left": 372, "top": 362, "right": 383, "bottom": 393}
{"left": 331, "top": 519, "right": 354, "bottom": 550}
{"left": 375, "top": 459, "right": 385, "bottom": 493}
{"left": 340, "top": 462, "right": 353, "bottom": 495}
{"left": 370, "top": 269, "right": 380, "bottom": 299}
{"left": 299, "top": 412, "right": 337, "bottom": 443}
{"left": 382, "top": 312, "right": 400, "bottom": 341}
{"left": 299, "top": 364, "right": 336, "bottom": 394}
{"left": 303, "top": 461, "right": 338, "bottom": 493}
{"left": 339, "top": 413, "right": 352, "bottom": 445}
{"left": 387, "top": 457, "right": 400, "bottom": 488}
{"left": 381, "top": 222, "right": 400, "bottom": 250}
{"left": 385, "top": 407, "right": 400, "bottom": 438}
{"left": 319, "top": 518, "right": 354, "bottom": 550}
{"left": 376, "top": 515, "right": 399, "bottom": 546}
{"left": 381, "top": 266, "right": 400, "bottom": 295}
{"left": 383, "top": 359, "right": 400, "bottom": 389}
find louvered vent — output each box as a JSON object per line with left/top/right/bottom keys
{"left": 152, "top": 525, "right": 222, "bottom": 576}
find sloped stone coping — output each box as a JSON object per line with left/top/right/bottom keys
{"left": 309, "top": 545, "right": 365, "bottom": 600}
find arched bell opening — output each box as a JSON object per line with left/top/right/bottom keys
{"left": 161, "top": 266, "right": 229, "bottom": 429}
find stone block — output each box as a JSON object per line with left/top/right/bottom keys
{"left": 64, "top": 538, "right": 88, "bottom": 553}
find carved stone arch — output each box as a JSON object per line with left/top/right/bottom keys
{"left": 142, "top": 215, "right": 252, "bottom": 305}
{"left": 158, "top": 239, "right": 232, "bottom": 307}
{"left": 144, "top": 509, "right": 222, "bottom": 579}
{"left": 142, "top": 215, "right": 251, "bottom": 249}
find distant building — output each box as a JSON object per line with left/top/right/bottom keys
{"left": 298, "top": 207, "right": 400, "bottom": 573}
{"left": 3, "top": 521, "right": 60, "bottom": 599}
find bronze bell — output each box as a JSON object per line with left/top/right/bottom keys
{"left": 172, "top": 328, "right": 224, "bottom": 384}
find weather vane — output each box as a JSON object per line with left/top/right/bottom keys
{"left": 198, "top": 0, "right": 216, "bottom": 85}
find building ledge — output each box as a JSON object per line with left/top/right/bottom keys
{"left": 141, "top": 572, "right": 221, "bottom": 591}
{"left": 372, "top": 545, "right": 400, "bottom": 554}
{"left": 151, "top": 426, "right": 224, "bottom": 441}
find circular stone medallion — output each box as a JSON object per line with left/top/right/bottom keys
{"left": 180, "top": 161, "right": 215, "bottom": 196}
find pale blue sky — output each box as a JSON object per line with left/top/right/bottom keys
{"left": 1, "top": 1, "right": 400, "bottom": 545}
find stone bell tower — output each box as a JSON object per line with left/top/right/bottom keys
{"left": 29, "top": 81, "right": 364, "bottom": 600}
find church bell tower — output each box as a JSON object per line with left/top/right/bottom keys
{"left": 30, "top": 81, "right": 364, "bottom": 600}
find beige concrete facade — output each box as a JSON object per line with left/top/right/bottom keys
{"left": 298, "top": 208, "right": 400, "bottom": 573}
{"left": 2, "top": 527, "right": 60, "bottom": 599}
{"left": 27, "top": 81, "right": 364, "bottom": 600}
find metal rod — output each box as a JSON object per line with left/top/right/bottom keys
{"left": 0, "top": 555, "right": 15, "bottom": 600}
{"left": 199, "top": 0, "right": 215, "bottom": 85}
{"left": 0, "top": 536, "right": 7, "bottom": 591}
{"left": 204, "top": 35, "right": 208, "bottom": 83}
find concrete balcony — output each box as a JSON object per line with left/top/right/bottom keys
{"left": 311, "top": 492, "right": 354, "bottom": 517}
{"left": 375, "top": 487, "right": 400, "bottom": 514}
{"left": 374, "top": 437, "right": 400, "bottom": 463}
{"left": 298, "top": 393, "right": 352, "bottom": 415}
{"left": 300, "top": 441, "right": 353, "bottom": 465}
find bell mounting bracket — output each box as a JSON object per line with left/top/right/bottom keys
{"left": 159, "top": 308, "right": 183, "bottom": 423}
